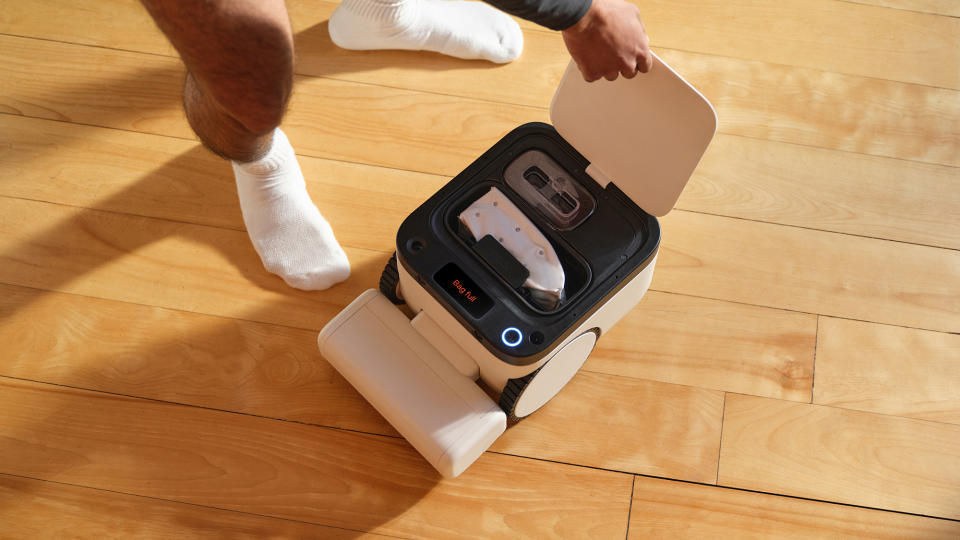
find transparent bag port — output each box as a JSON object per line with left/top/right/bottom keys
{"left": 504, "top": 150, "right": 595, "bottom": 231}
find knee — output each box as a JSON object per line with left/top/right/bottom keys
{"left": 202, "top": 24, "right": 295, "bottom": 135}
{"left": 144, "top": 0, "right": 295, "bottom": 135}
{"left": 211, "top": 62, "right": 293, "bottom": 136}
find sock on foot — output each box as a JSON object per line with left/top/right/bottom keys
{"left": 329, "top": 0, "right": 523, "bottom": 64}
{"left": 232, "top": 129, "right": 350, "bottom": 291}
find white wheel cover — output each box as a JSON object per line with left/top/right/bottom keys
{"left": 514, "top": 332, "right": 597, "bottom": 418}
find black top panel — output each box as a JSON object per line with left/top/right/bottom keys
{"left": 396, "top": 123, "right": 660, "bottom": 366}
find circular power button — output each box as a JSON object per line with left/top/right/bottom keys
{"left": 501, "top": 327, "right": 523, "bottom": 347}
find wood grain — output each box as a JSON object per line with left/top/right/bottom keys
{"left": 0, "top": 377, "right": 633, "bottom": 539}
{"left": 638, "top": 0, "right": 960, "bottom": 89}
{"left": 587, "top": 291, "right": 816, "bottom": 402}
{"left": 298, "top": 40, "right": 960, "bottom": 167}
{"left": 814, "top": 317, "right": 960, "bottom": 425}
{"left": 0, "top": 283, "right": 395, "bottom": 436}
{"left": 0, "top": 282, "right": 724, "bottom": 481}
{"left": 682, "top": 133, "right": 960, "bottom": 250}
{"left": 843, "top": 0, "right": 960, "bottom": 17}
{"left": 492, "top": 372, "right": 725, "bottom": 483}
{"left": 657, "top": 211, "right": 960, "bottom": 333}
{"left": 5, "top": 32, "right": 959, "bottom": 170}
{"left": 7, "top": 107, "right": 958, "bottom": 257}
{"left": 2, "top": 0, "right": 959, "bottom": 532}
{"left": 0, "top": 35, "right": 188, "bottom": 137}
{"left": 4, "top": 0, "right": 957, "bottom": 90}
{"left": 718, "top": 393, "right": 960, "bottom": 519}
{"left": 629, "top": 475, "right": 960, "bottom": 539}
{"left": 0, "top": 113, "right": 445, "bottom": 253}
{"left": 0, "top": 474, "right": 390, "bottom": 539}
{"left": 657, "top": 48, "right": 960, "bottom": 168}
{"left": 0, "top": 196, "right": 384, "bottom": 331}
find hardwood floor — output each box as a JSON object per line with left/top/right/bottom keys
{"left": 1, "top": 0, "right": 957, "bottom": 537}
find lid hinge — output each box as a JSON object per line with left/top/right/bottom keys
{"left": 585, "top": 163, "right": 613, "bottom": 188}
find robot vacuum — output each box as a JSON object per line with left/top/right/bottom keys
{"left": 319, "top": 56, "right": 717, "bottom": 477}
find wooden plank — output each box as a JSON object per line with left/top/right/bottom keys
{"left": 4, "top": 61, "right": 959, "bottom": 251}
{"left": 6, "top": 110, "right": 958, "bottom": 257}
{"left": 588, "top": 292, "right": 816, "bottom": 402}
{"left": 682, "top": 133, "right": 960, "bottom": 250}
{"left": 0, "top": 196, "right": 382, "bottom": 331}
{"left": 657, "top": 48, "right": 960, "bottom": 169}
{"left": 0, "top": 474, "right": 390, "bottom": 539}
{"left": 656, "top": 211, "right": 960, "bottom": 333}
{"left": 5, "top": 33, "right": 959, "bottom": 170}
{"left": 4, "top": 0, "right": 956, "bottom": 91}
{"left": 300, "top": 35, "right": 960, "bottom": 167}
{"left": 718, "top": 393, "right": 960, "bottom": 519}
{"left": 814, "top": 317, "right": 960, "bottom": 425}
{"left": 0, "top": 0, "right": 176, "bottom": 56}
{"left": 0, "top": 283, "right": 394, "bottom": 436}
{"left": 628, "top": 475, "right": 960, "bottom": 539}
{"left": 0, "top": 378, "right": 633, "bottom": 539}
{"left": 298, "top": 41, "right": 960, "bottom": 168}
{"left": 0, "top": 114, "right": 445, "bottom": 253}
{"left": 843, "top": 0, "right": 960, "bottom": 17}
{"left": 0, "top": 283, "right": 723, "bottom": 481}
{"left": 492, "top": 372, "right": 724, "bottom": 483}
{"left": 0, "top": 35, "right": 188, "bottom": 137}
{"left": 638, "top": 0, "right": 960, "bottom": 89}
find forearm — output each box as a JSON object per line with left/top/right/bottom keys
{"left": 482, "top": 0, "right": 591, "bottom": 31}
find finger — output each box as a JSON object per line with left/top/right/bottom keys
{"left": 575, "top": 62, "right": 599, "bottom": 82}
{"left": 639, "top": 52, "right": 653, "bottom": 73}
{"left": 603, "top": 70, "right": 619, "bottom": 81}
{"left": 621, "top": 59, "right": 639, "bottom": 78}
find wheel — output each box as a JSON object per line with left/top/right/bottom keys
{"left": 379, "top": 253, "right": 405, "bottom": 305}
{"left": 498, "top": 331, "right": 597, "bottom": 421}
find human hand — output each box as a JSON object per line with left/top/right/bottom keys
{"left": 561, "top": 0, "right": 652, "bottom": 82}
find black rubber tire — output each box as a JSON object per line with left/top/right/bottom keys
{"left": 498, "top": 367, "right": 542, "bottom": 422}
{"left": 379, "top": 253, "right": 405, "bottom": 305}
{"left": 499, "top": 330, "right": 599, "bottom": 421}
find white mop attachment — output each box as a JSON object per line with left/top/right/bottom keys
{"left": 459, "top": 187, "right": 565, "bottom": 309}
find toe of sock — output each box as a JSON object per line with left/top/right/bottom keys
{"left": 282, "top": 262, "right": 351, "bottom": 291}
{"left": 489, "top": 18, "right": 523, "bottom": 63}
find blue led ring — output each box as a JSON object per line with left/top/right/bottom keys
{"left": 501, "top": 327, "right": 523, "bottom": 347}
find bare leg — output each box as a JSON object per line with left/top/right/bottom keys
{"left": 142, "top": 0, "right": 350, "bottom": 290}
{"left": 141, "top": 0, "right": 293, "bottom": 160}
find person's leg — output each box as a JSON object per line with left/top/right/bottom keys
{"left": 141, "top": 0, "right": 349, "bottom": 290}
{"left": 328, "top": 0, "right": 524, "bottom": 63}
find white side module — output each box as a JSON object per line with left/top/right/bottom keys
{"left": 318, "top": 289, "right": 506, "bottom": 478}
{"left": 410, "top": 310, "right": 480, "bottom": 380}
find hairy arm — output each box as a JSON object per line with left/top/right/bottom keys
{"left": 483, "top": 0, "right": 652, "bottom": 81}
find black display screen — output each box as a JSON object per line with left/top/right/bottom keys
{"left": 434, "top": 262, "right": 494, "bottom": 318}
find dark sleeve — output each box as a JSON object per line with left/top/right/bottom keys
{"left": 483, "top": 0, "right": 592, "bottom": 31}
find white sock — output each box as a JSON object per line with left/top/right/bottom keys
{"left": 231, "top": 129, "right": 350, "bottom": 291}
{"left": 329, "top": 0, "right": 523, "bottom": 64}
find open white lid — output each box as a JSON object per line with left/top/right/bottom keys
{"left": 549, "top": 53, "right": 717, "bottom": 217}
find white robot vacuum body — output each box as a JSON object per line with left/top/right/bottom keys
{"left": 319, "top": 56, "right": 717, "bottom": 477}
